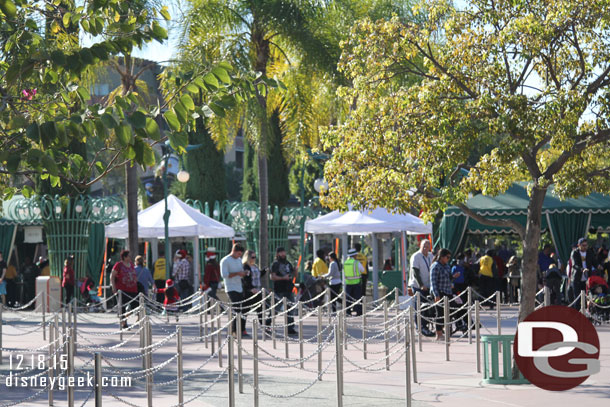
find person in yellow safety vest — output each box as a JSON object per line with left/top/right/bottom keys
{"left": 153, "top": 252, "right": 167, "bottom": 303}
{"left": 353, "top": 243, "right": 368, "bottom": 297}
{"left": 344, "top": 248, "right": 364, "bottom": 316}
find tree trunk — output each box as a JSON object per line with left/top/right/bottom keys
{"left": 518, "top": 185, "right": 548, "bottom": 322}
{"left": 258, "top": 153, "right": 269, "bottom": 271}
{"left": 126, "top": 162, "right": 139, "bottom": 257}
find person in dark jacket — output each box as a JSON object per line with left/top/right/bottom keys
{"left": 202, "top": 247, "right": 221, "bottom": 300}
{"left": 570, "top": 238, "right": 598, "bottom": 302}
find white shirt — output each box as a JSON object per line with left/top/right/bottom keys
{"left": 324, "top": 261, "right": 343, "bottom": 285}
{"left": 408, "top": 251, "right": 434, "bottom": 289}
{"left": 220, "top": 255, "right": 244, "bottom": 293}
{"left": 579, "top": 251, "right": 587, "bottom": 281}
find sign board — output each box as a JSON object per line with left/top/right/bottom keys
{"left": 35, "top": 276, "right": 62, "bottom": 313}
{"left": 24, "top": 226, "right": 43, "bottom": 243}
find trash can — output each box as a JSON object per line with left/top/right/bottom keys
{"left": 481, "top": 334, "right": 529, "bottom": 384}
{"left": 380, "top": 270, "right": 403, "bottom": 301}
{"left": 35, "top": 276, "right": 62, "bottom": 313}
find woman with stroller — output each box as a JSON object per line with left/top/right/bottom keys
{"left": 242, "top": 250, "right": 271, "bottom": 331}
{"left": 323, "top": 252, "right": 343, "bottom": 312}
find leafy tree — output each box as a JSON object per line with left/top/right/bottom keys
{"left": 241, "top": 139, "right": 259, "bottom": 202}
{"left": 0, "top": 0, "right": 243, "bottom": 203}
{"left": 288, "top": 158, "right": 322, "bottom": 204}
{"left": 267, "top": 111, "right": 289, "bottom": 207}
{"left": 322, "top": 0, "right": 610, "bottom": 321}
{"left": 185, "top": 118, "right": 227, "bottom": 206}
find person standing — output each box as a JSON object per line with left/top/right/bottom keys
{"left": 21, "top": 257, "right": 38, "bottom": 305}
{"left": 110, "top": 250, "right": 139, "bottom": 329}
{"left": 221, "top": 244, "right": 249, "bottom": 337}
{"left": 203, "top": 247, "right": 221, "bottom": 300}
{"left": 173, "top": 250, "right": 193, "bottom": 310}
{"left": 4, "top": 257, "right": 17, "bottom": 307}
{"left": 323, "top": 252, "right": 343, "bottom": 312}
{"left": 343, "top": 249, "right": 364, "bottom": 316}
{"left": 37, "top": 257, "right": 50, "bottom": 276}
{"left": 312, "top": 249, "right": 328, "bottom": 278}
{"left": 407, "top": 239, "right": 435, "bottom": 337}
{"left": 354, "top": 243, "right": 369, "bottom": 298}
{"left": 570, "top": 238, "right": 597, "bottom": 303}
{"left": 506, "top": 255, "right": 521, "bottom": 303}
{"left": 153, "top": 251, "right": 167, "bottom": 303}
{"left": 430, "top": 249, "right": 454, "bottom": 341}
{"left": 62, "top": 255, "right": 75, "bottom": 305}
{"left": 270, "top": 247, "right": 297, "bottom": 335}
{"left": 478, "top": 249, "right": 498, "bottom": 308}
{"left": 242, "top": 250, "right": 271, "bottom": 331}
{"left": 135, "top": 255, "right": 154, "bottom": 296}
{"left": 0, "top": 252, "right": 7, "bottom": 306}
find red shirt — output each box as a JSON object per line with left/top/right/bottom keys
{"left": 158, "top": 287, "right": 180, "bottom": 306}
{"left": 62, "top": 265, "right": 75, "bottom": 287}
{"left": 112, "top": 261, "right": 138, "bottom": 293}
{"left": 203, "top": 262, "right": 220, "bottom": 289}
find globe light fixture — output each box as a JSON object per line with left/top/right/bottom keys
{"left": 313, "top": 178, "right": 328, "bottom": 193}
{"left": 177, "top": 170, "right": 190, "bottom": 183}
{"left": 213, "top": 209, "right": 220, "bottom": 218}
{"left": 55, "top": 206, "right": 62, "bottom": 214}
{"left": 75, "top": 204, "right": 83, "bottom": 213}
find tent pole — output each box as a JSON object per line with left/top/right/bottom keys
{"left": 372, "top": 233, "right": 379, "bottom": 301}
{"left": 192, "top": 237, "right": 200, "bottom": 290}
{"left": 313, "top": 234, "right": 319, "bottom": 260}
{"left": 341, "top": 234, "right": 348, "bottom": 263}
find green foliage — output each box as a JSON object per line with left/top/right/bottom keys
{"left": 185, "top": 118, "right": 227, "bottom": 206}
{"left": 0, "top": 0, "right": 241, "bottom": 196}
{"left": 241, "top": 140, "right": 259, "bottom": 202}
{"left": 267, "top": 112, "right": 290, "bottom": 207}
{"left": 288, "top": 159, "right": 323, "bottom": 204}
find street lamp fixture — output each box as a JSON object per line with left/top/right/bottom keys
{"left": 177, "top": 170, "right": 190, "bottom": 183}
{"left": 313, "top": 178, "right": 328, "bottom": 193}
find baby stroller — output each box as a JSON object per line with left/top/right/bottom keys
{"left": 78, "top": 276, "right": 102, "bottom": 311}
{"left": 297, "top": 274, "right": 326, "bottom": 308}
{"left": 586, "top": 275, "right": 610, "bottom": 324}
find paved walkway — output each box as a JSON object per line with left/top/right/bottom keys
{"left": 0, "top": 305, "right": 608, "bottom": 406}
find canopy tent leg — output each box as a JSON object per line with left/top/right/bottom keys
{"left": 192, "top": 237, "right": 200, "bottom": 290}
{"left": 313, "top": 234, "right": 320, "bottom": 260}
{"left": 151, "top": 238, "right": 159, "bottom": 267}
{"left": 341, "top": 234, "right": 348, "bottom": 261}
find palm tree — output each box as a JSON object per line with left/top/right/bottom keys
{"left": 179, "top": 0, "right": 413, "bottom": 268}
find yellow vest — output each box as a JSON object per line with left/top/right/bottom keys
{"left": 40, "top": 265, "right": 50, "bottom": 276}
{"left": 5, "top": 265, "right": 17, "bottom": 279}
{"left": 355, "top": 253, "right": 368, "bottom": 275}
{"left": 312, "top": 258, "right": 328, "bottom": 277}
{"left": 344, "top": 258, "right": 361, "bottom": 285}
{"left": 153, "top": 258, "right": 166, "bottom": 280}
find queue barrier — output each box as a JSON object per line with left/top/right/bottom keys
{"left": 481, "top": 334, "right": 528, "bottom": 385}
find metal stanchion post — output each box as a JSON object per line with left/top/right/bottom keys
{"left": 199, "top": 303, "right": 204, "bottom": 342}
{"left": 544, "top": 286, "right": 550, "bottom": 307}
{"left": 416, "top": 292, "right": 422, "bottom": 352}
{"left": 237, "top": 316, "right": 243, "bottom": 394}
{"left": 204, "top": 297, "right": 209, "bottom": 348}
{"left": 42, "top": 291, "right": 46, "bottom": 341}
{"left": 384, "top": 300, "right": 390, "bottom": 370}
{"left": 228, "top": 326, "right": 235, "bottom": 407}
{"left": 496, "top": 291, "right": 501, "bottom": 336}
{"left": 405, "top": 317, "right": 412, "bottom": 407}
{"left": 177, "top": 326, "right": 183, "bottom": 406}
{"left": 475, "top": 300, "right": 481, "bottom": 373}
{"left": 467, "top": 287, "right": 472, "bottom": 345}
{"left": 444, "top": 296, "right": 450, "bottom": 361}
{"left": 217, "top": 302, "right": 223, "bottom": 368}
{"left": 271, "top": 294, "right": 276, "bottom": 349}
{"left": 580, "top": 289, "right": 586, "bottom": 315}
{"left": 317, "top": 305, "right": 323, "bottom": 380}
{"left": 335, "top": 322, "right": 343, "bottom": 407}
{"left": 48, "top": 316, "right": 54, "bottom": 406}
{"left": 72, "top": 301, "right": 77, "bottom": 347}
{"left": 394, "top": 287, "right": 400, "bottom": 340}
{"left": 94, "top": 352, "right": 102, "bottom": 407}
{"left": 67, "top": 328, "right": 74, "bottom": 407}
{"left": 210, "top": 300, "right": 215, "bottom": 355}
{"left": 409, "top": 306, "right": 417, "bottom": 383}
{"left": 61, "top": 306, "right": 67, "bottom": 354}
{"left": 253, "top": 319, "right": 259, "bottom": 407}
{"left": 362, "top": 296, "right": 367, "bottom": 360}
{"left": 146, "top": 317, "right": 153, "bottom": 407}
{"left": 298, "top": 302, "right": 304, "bottom": 369}
{"left": 118, "top": 291, "right": 123, "bottom": 341}
{"left": 327, "top": 287, "right": 332, "bottom": 325}
{"left": 261, "top": 288, "right": 267, "bottom": 341}
{"left": 283, "top": 297, "right": 289, "bottom": 359}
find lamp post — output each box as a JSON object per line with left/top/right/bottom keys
{"left": 161, "top": 143, "right": 191, "bottom": 280}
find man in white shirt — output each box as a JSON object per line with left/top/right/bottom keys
{"left": 407, "top": 239, "right": 435, "bottom": 336}
{"left": 220, "top": 244, "right": 248, "bottom": 337}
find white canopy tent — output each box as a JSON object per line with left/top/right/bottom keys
{"left": 305, "top": 207, "right": 432, "bottom": 299}
{"left": 105, "top": 195, "right": 235, "bottom": 288}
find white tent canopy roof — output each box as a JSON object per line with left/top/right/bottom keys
{"left": 105, "top": 195, "right": 235, "bottom": 239}
{"left": 304, "top": 207, "right": 431, "bottom": 235}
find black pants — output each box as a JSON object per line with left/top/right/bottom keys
{"left": 227, "top": 291, "right": 247, "bottom": 334}
{"left": 345, "top": 283, "right": 362, "bottom": 316}
{"left": 360, "top": 273, "right": 368, "bottom": 298}
{"left": 571, "top": 280, "right": 586, "bottom": 308}
{"left": 64, "top": 284, "right": 74, "bottom": 305}
{"left": 329, "top": 283, "right": 342, "bottom": 312}
{"left": 479, "top": 276, "right": 495, "bottom": 306}
{"left": 154, "top": 280, "right": 166, "bottom": 303}
{"left": 434, "top": 293, "right": 453, "bottom": 332}
{"left": 275, "top": 291, "right": 295, "bottom": 330}
{"left": 245, "top": 291, "right": 271, "bottom": 326}
{"left": 208, "top": 282, "right": 219, "bottom": 301}
{"left": 6, "top": 279, "right": 16, "bottom": 306}
{"left": 119, "top": 291, "right": 139, "bottom": 322}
